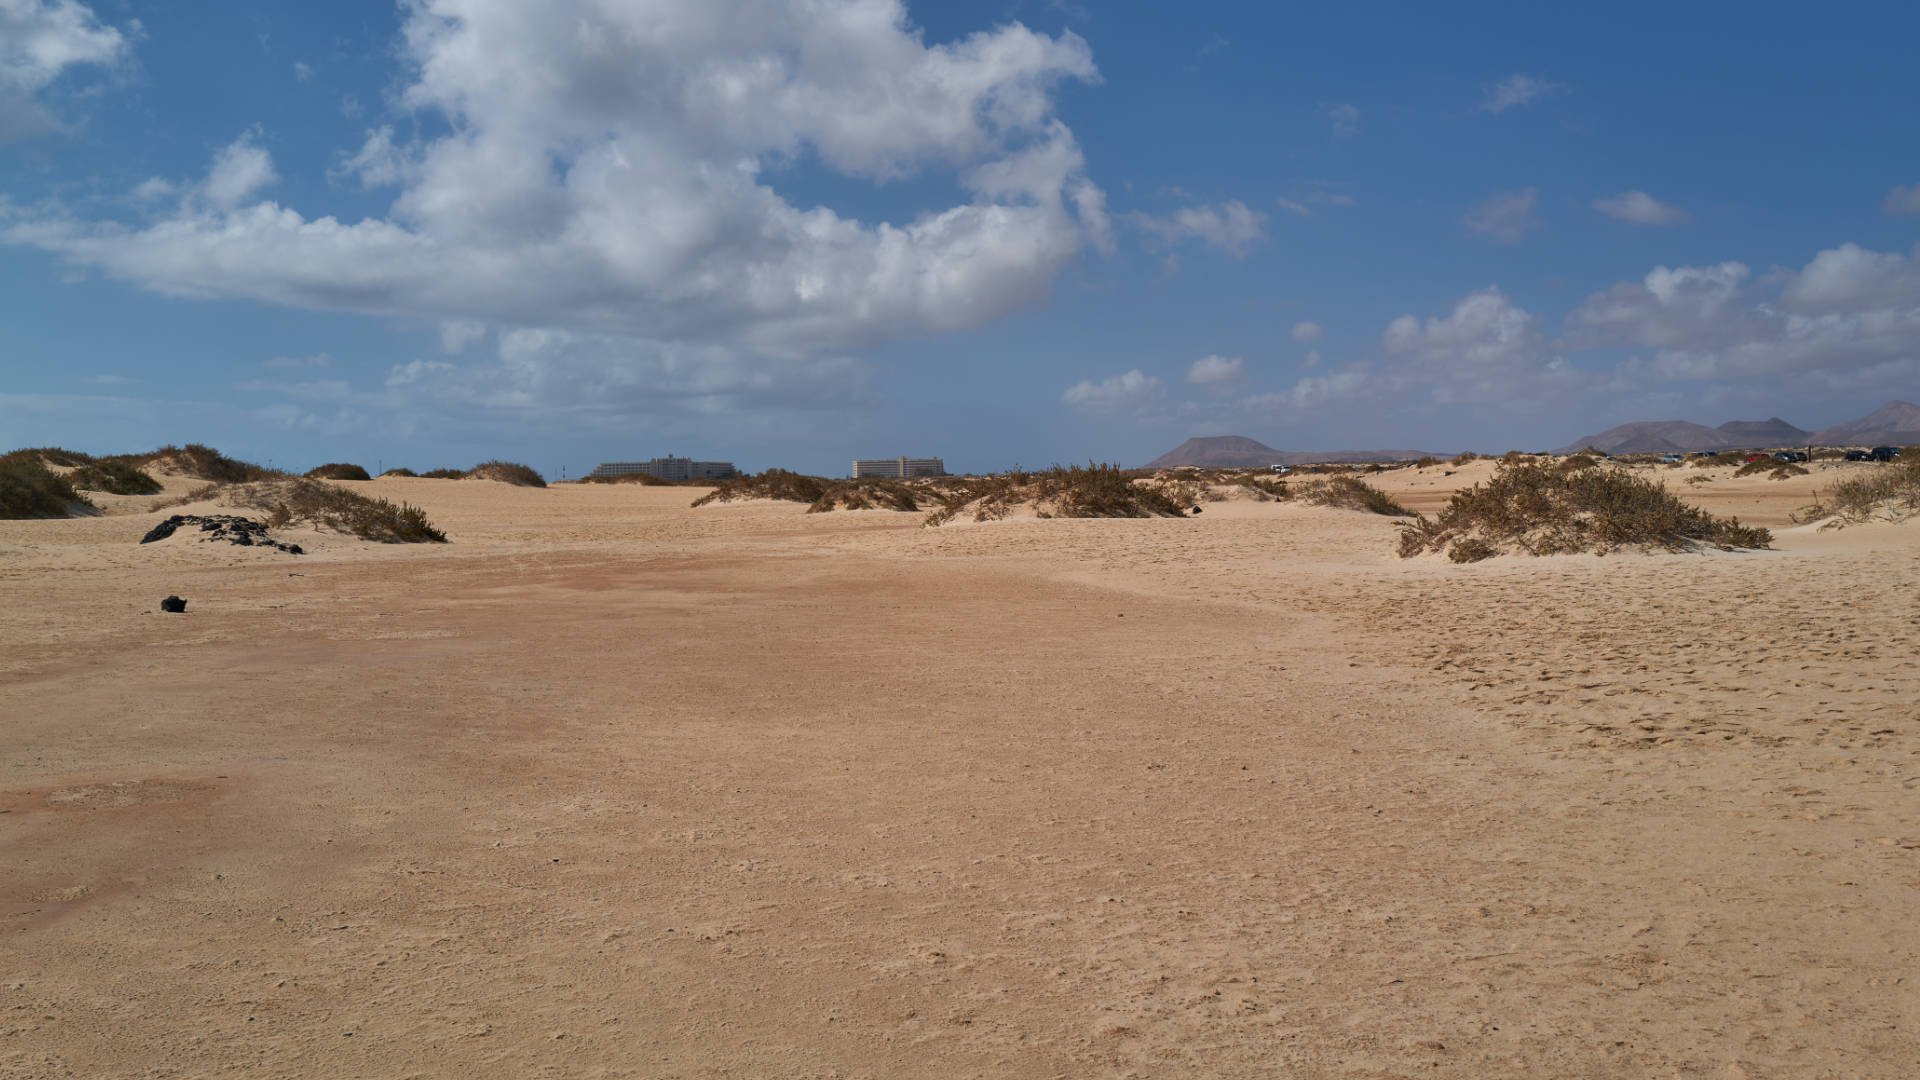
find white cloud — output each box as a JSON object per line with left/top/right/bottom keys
{"left": 1592, "top": 190, "right": 1690, "bottom": 226}
{"left": 1884, "top": 183, "right": 1920, "bottom": 217}
{"left": 331, "top": 126, "right": 409, "bottom": 189}
{"left": 5, "top": 0, "right": 1110, "bottom": 418}
{"left": 1128, "top": 200, "right": 1267, "bottom": 257}
{"left": 1290, "top": 320, "right": 1323, "bottom": 342}
{"left": 293, "top": 60, "right": 313, "bottom": 82}
{"left": 1274, "top": 196, "right": 1311, "bottom": 218}
{"left": 203, "top": 130, "right": 277, "bottom": 209}
{"left": 1563, "top": 243, "right": 1920, "bottom": 388}
{"left": 0, "top": 0, "right": 132, "bottom": 141}
{"left": 1480, "top": 74, "right": 1562, "bottom": 114}
{"left": 1383, "top": 286, "right": 1580, "bottom": 404}
{"left": 1464, "top": 187, "right": 1541, "bottom": 244}
{"left": 1062, "top": 369, "right": 1163, "bottom": 412}
{"left": 1185, "top": 354, "right": 1244, "bottom": 386}
{"left": 438, "top": 320, "right": 486, "bottom": 354}
{"left": 1322, "top": 102, "right": 1360, "bottom": 138}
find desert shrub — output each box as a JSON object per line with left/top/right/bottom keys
{"left": 465, "top": 460, "right": 546, "bottom": 487}
{"left": 0, "top": 450, "right": 91, "bottom": 518}
{"left": 925, "top": 464, "right": 1185, "bottom": 525}
{"left": 140, "top": 443, "right": 280, "bottom": 483}
{"left": 1451, "top": 451, "right": 1480, "bottom": 466}
{"left": 692, "top": 469, "right": 830, "bottom": 507}
{"left": 16, "top": 446, "right": 94, "bottom": 467}
{"left": 1412, "top": 456, "right": 1440, "bottom": 468}
{"left": 1448, "top": 538, "right": 1499, "bottom": 563}
{"left": 231, "top": 479, "right": 446, "bottom": 542}
{"left": 1558, "top": 454, "right": 1598, "bottom": 472}
{"left": 1397, "top": 460, "right": 1769, "bottom": 559}
{"left": 578, "top": 472, "right": 669, "bottom": 485}
{"left": 1232, "top": 475, "right": 1292, "bottom": 500}
{"left": 1798, "top": 459, "right": 1920, "bottom": 524}
{"left": 1733, "top": 459, "right": 1807, "bottom": 480}
{"left": 1299, "top": 474, "right": 1413, "bottom": 517}
{"left": 306, "top": 462, "right": 372, "bottom": 481}
{"left": 381, "top": 467, "right": 418, "bottom": 477}
{"left": 418, "top": 468, "right": 465, "bottom": 479}
{"left": 808, "top": 479, "right": 920, "bottom": 513}
{"left": 1500, "top": 450, "right": 1528, "bottom": 463}
{"left": 69, "top": 458, "right": 162, "bottom": 494}
{"left": 1692, "top": 452, "right": 1741, "bottom": 468}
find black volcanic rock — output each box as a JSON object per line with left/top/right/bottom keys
{"left": 140, "top": 514, "right": 304, "bottom": 555}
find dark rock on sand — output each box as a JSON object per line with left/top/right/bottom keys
{"left": 140, "top": 515, "right": 305, "bottom": 555}
{"left": 160, "top": 596, "right": 187, "bottom": 613}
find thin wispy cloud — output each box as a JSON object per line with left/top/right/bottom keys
{"left": 1480, "top": 74, "right": 1563, "bottom": 114}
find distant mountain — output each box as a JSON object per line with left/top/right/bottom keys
{"left": 1716, "top": 417, "right": 1809, "bottom": 445}
{"left": 1143, "top": 436, "right": 1436, "bottom": 468}
{"left": 1806, "top": 400, "right": 1920, "bottom": 446}
{"left": 1556, "top": 421, "right": 1734, "bottom": 455}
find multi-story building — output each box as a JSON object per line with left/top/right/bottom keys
{"left": 851, "top": 457, "right": 946, "bottom": 479}
{"left": 587, "top": 456, "right": 735, "bottom": 481}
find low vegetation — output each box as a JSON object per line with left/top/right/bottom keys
{"left": 306, "top": 462, "right": 372, "bottom": 481}
{"left": 578, "top": 472, "right": 669, "bottom": 485}
{"left": 464, "top": 460, "right": 546, "bottom": 487}
{"left": 1796, "top": 459, "right": 1920, "bottom": 525}
{"left": 692, "top": 469, "right": 832, "bottom": 507}
{"left": 1734, "top": 459, "right": 1807, "bottom": 480}
{"left": 1397, "top": 460, "right": 1770, "bottom": 560}
{"left": 418, "top": 468, "right": 467, "bottom": 479}
{"left": 0, "top": 450, "right": 90, "bottom": 518}
{"left": 1451, "top": 451, "right": 1480, "bottom": 466}
{"left": 1299, "top": 475, "right": 1412, "bottom": 517}
{"left": 808, "top": 479, "right": 920, "bottom": 513}
{"left": 141, "top": 443, "right": 282, "bottom": 483}
{"left": 380, "top": 467, "right": 418, "bottom": 477}
{"left": 1557, "top": 454, "right": 1599, "bottom": 472}
{"left": 69, "top": 458, "right": 162, "bottom": 495}
{"left": 229, "top": 479, "right": 447, "bottom": 543}
{"left": 925, "top": 464, "right": 1186, "bottom": 525}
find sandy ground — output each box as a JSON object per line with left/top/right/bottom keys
{"left": 2, "top": 468, "right": 1916, "bottom": 1078}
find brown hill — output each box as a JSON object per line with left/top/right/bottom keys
{"left": 1143, "top": 436, "right": 1435, "bottom": 469}
{"left": 1716, "top": 417, "right": 1809, "bottom": 446}
{"left": 1807, "top": 401, "right": 1920, "bottom": 446}
{"left": 1555, "top": 421, "right": 1733, "bottom": 455}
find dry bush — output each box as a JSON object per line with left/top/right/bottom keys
{"left": 306, "top": 462, "right": 372, "bottom": 481}
{"left": 1557, "top": 454, "right": 1598, "bottom": 472}
{"left": 418, "top": 468, "right": 465, "bottom": 479}
{"left": 0, "top": 450, "right": 91, "bottom": 518}
{"left": 1734, "top": 459, "right": 1807, "bottom": 480}
{"left": 808, "top": 479, "right": 919, "bottom": 513}
{"left": 1299, "top": 474, "right": 1413, "bottom": 517}
{"left": 70, "top": 458, "right": 162, "bottom": 494}
{"left": 465, "top": 460, "right": 546, "bottom": 487}
{"left": 1397, "top": 460, "right": 1769, "bottom": 559}
{"left": 1447, "top": 538, "right": 1499, "bottom": 563}
{"left": 1796, "top": 459, "right": 1920, "bottom": 525}
{"left": 1692, "top": 452, "right": 1741, "bottom": 468}
{"left": 139, "top": 443, "right": 281, "bottom": 483}
{"left": 926, "top": 464, "right": 1185, "bottom": 525}
{"left": 1232, "top": 475, "right": 1292, "bottom": 500}
{"left": 1412, "top": 456, "right": 1441, "bottom": 468}
{"left": 578, "top": 472, "right": 669, "bottom": 485}
{"left": 1500, "top": 450, "right": 1528, "bottom": 463}
{"left": 691, "top": 469, "right": 830, "bottom": 507}
{"left": 229, "top": 479, "right": 447, "bottom": 543}
{"left": 1451, "top": 451, "right": 1480, "bottom": 466}
{"left": 381, "top": 467, "right": 418, "bottom": 477}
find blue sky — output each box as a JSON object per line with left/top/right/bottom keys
{"left": 4, "top": 0, "right": 1919, "bottom": 475}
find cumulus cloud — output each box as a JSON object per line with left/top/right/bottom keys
{"left": 1062, "top": 369, "right": 1163, "bottom": 412}
{"left": 1185, "top": 354, "right": 1244, "bottom": 387}
{"left": 1884, "top": 183, "right": 1920, "bottom": 217}
{"left": 1480, "top": 74, "right": 1562, "bottom": 114}
{"left": 1290, "top": 320, "right": 1324, "bottom": 342}
{"left": 1564, "top": 242, "right": 1920, "bottom": 387}
{"left": 1465, "top": 187, "right": 1541, "bottom": 244}
{"left": 1592, "top": 190, "right": 1690, "bottom": 226}
{"left": 1383, "top": 286, "right": 1579, "bottom": 404}
{"left": 5, "top": 0, "right": 1110, "bottom": 415}
{"left": 1128, "top": 200, "right": 1267, "bottom": 257}
{"left": 0, "top": 0, "right": 132, "bottom": 141}
{"left": 1321, "top": 102, "right": 1360, "bottom": 138}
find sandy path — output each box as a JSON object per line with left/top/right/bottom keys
{"left": 2, "top": 481, "right": 1915, "bottom": 1077}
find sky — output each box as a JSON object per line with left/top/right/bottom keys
{"left": 3, "top": 0, "right": 1919, "bottom": 476}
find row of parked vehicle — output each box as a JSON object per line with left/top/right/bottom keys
{"left": 1654, "top": 447, "right": 1903, "bottom": 464}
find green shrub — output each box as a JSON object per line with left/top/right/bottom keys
{"left": 1397, "top": 460, "right": 1769, "bottom": 559}
{"left": 0, "top": 450, "right": 91, "bottom": 518}
{"left": 306, "top": 462, "right": 372, "bottom": 481}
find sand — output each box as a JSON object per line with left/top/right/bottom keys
{"left": 2, "top": 469, "right": 1916, "bottom": 1078}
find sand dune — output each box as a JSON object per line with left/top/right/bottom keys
{"left": 2, "top": 468, "right": 1915, "bottom": 1077}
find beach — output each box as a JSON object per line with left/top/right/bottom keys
{"left": 3, "top": 470, "right": 1916, "bottom": 1078}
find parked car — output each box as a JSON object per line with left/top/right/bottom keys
{"left": 1844, "top": 449, "right": 1872, "bottom": 461}
{"left": 1871, "top": 446, "right": 1902, "bottom": 462}
{"left": 1772, "top": 451, "right": 1808, "bottom": 463}
{"left": 1270, "top": 465, "right": 1292, "bottom": 474}
{"left": 1659, "top": 453, "right": 1685, "bottom": 463}
{"left": 1743, "top": 453, "right": 1768, "bottom": 463}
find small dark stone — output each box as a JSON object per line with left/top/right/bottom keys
{"left": 140, "top": 517, "right": 184, "bottom": 544}
{"left": 160, "top": 596, "right": 187, "bottom": 613}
